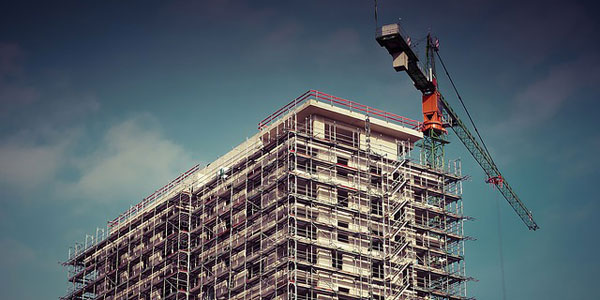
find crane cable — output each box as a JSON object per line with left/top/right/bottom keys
{"left": 495, "top": 189, "right": 507, "bottom": 300}
{"left": 434, "top": 51, "right": 495, "bottom": 163}
{"left": 437, "top": 48, "right": 508, "bottom": 298}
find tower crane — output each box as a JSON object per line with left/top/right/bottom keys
{"left": 376, "top": 23, "right": 539, "bottom": 230}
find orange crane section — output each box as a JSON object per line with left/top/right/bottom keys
{"left": 422, "top": 87, "right": 446, "bottom": 133}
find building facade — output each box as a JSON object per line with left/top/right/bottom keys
{"left": 62, "top": 91, "right": 468, "bottom": 300}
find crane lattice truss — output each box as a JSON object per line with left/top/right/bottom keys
{"left": 62, "top": 91, "right": 470, "bottom": 300}
{"left": 376, "top": 23, "right": 538, "bottom": 230}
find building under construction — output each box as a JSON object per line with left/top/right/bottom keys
{"left": 62, "top": 90, "right": 468, "bottom": 300}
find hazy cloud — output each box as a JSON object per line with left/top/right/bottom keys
{"left": 549, "top": 135, "right": 600, "bottom": 178}
{"left": 0, "top": 238, "right": 35, "bottom": 268}
{"left": 499, "top": 55, "right": 599, "bottom": 131}
{"left": 0, "top": 42, "right": 40, "bottom": 115}
{"left": 0, "top": 42, "right": 23, "bottom": 79}
{"left": 165, "top": 0, "right": 276, "bottom": 26}
{"left": 0, "top": 42, "right": 96, "bottom": 193}
{"left": 486, "top": 1, "right": 593, "bottom": 64}
{"left": 311, "top": 28, "right": 363, "bottom": 58}
{"left": 263, "top": 20, "right": 303, "bottom": 46}
{"left": 63, "top": 115, "right": 195, "bottom": 203}
{"left": 0, "top": 42, "right": 196, "bottom": 209}
{"left": 0, "top": 84, "right": 39, "bottom": 107}
{"left": 0, "top": 129, "right": 76, "bottom": 190}
{"left": 251, "top": 24, "right": 364, "bottom": 69}
{"left": 0, "top": 114, "right": 196, "bottom": 205}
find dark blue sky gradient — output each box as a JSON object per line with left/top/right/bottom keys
{"left": 0, "top": 1, "right": 599, "bottom": 299}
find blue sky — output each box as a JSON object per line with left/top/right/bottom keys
{"left": 0, "top": 1, "right": 599, "bottom": 299}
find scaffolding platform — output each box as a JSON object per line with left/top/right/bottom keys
{"left": 62, "top": 90, "right": 469, "bottom": 300}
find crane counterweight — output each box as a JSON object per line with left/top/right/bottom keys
{"left": 376, "top": 24, "right": 436, "bottom": 94}
{"left": 422, "top": 90, "right": 447, "bottom": 133}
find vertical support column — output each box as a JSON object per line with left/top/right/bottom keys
{"left": 286, "top": 125, "right": 298, "bottom": 300}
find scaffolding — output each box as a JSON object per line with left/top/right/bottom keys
{"left": 62, "top": 90, "right": 469, "bottom": 300}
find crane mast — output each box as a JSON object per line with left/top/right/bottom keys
{"left": 376, "top": 23, "right": 539, "bottom": 230}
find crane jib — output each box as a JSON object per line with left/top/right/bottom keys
{"left": 440, "top": 96, "right": 539, "bottom": 230}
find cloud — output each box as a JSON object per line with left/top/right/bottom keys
{"left": 547, "top": 135, "right": 600, "bottom": 178}
{"left": 0, "top": 83, "right": 39, "bottom": 107}
{"left": 499, "top": 55, "right": 599, "bottom": 131}
{"left": 165, "top": 0, "right": 276, "bottom": 26}
{"left": 0, "top": 41, "right": 98, "bottom": 131}
{"left": 486, "top": 1, "right": 593, "bottom": 64}
{"left": 63, "top": 115, "right": 195, "bottom": 203}
{"left": 0, "top": 44, "right": 195, "bottom": 207}
{"left": 0, "top": 129, "right": 76, "bottom": 189}
{"left": 262, "top": 20, "right": 303, "bottom": 46}
{"left": 311, "top": 28, "right": 363, "bottom": 59}
{"left": 0, "top": 113, "right": 196, "bottom": 206}
{"left": 0, "top": 238, "right": 35, "bottom": 268}
{"left": 0, "top": 42, "right": 40, "bottom": 115}
{"left": 0, "top": 42, "right": 23, "bottom": 79}
{"left": 250, "top": 24, "right": 364, "bottom": 69}
{"left": 0, "top": 41, "right": 98, "bottom": 193}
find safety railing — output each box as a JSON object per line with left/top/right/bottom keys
{"left": 258, "top": 90, "right": 422, "bottom": 131}
{"left": 107, "top": 164, "right": 201, "bottom": 229}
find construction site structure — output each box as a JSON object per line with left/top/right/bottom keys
{"left": 62, "top": 90, "right": 469, "bottom": 300}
